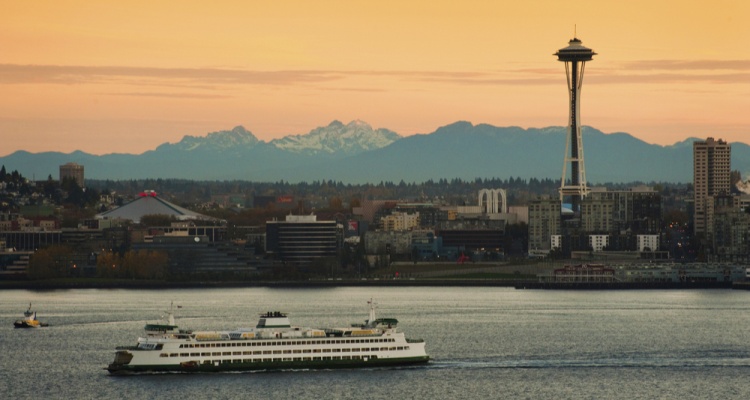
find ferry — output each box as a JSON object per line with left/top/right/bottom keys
{"left": 14, "top": 303, "right": 48, "bottom": 328}
{"left": 107, "top": 300, "right": 429, "bottom": 374}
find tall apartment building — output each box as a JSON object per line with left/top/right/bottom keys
{"left": 528, "top": 196, "right": 561, "bottom": 254}
{"left": 693, "top": 138, "right": 731, "bottom": 236}
{"left": 582, "top": 187, "right": 661, "bottom": 234}
{"left": 59, "top": 162, "right": 85, "bottom": 187}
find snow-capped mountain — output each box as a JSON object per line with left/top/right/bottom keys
{"left": 269, "top": 120, "right": 401, "bottom": 156}
{"left": 164, "top": 126, "right": 261, "bottom": 152}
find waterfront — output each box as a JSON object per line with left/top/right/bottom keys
{"left": 3, "top": 287, "right": 750, "bottom": 399}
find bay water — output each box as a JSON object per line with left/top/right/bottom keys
{"left": 2, "top": 287, "right": 750, "bottom": 399}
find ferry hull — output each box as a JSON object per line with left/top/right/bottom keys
{"left": 108, "top": 355, "right": 430, "bottom": 375}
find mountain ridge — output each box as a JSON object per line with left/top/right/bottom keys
{"left": 1, "top": 121, "right": 748, "bottom": 183}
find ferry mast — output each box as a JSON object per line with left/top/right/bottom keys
{"left": 555, "top": 37, "right": 596, "bottom": 213}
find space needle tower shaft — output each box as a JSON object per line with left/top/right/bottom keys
{"left": 555, "top": 37, "right": 596, "bottom": 214}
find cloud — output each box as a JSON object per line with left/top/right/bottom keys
{"left": 619, "top": 59, "right": 750, "bottom": 71}
{"left": 100, "top": 91, "right": 233, "bottom": 99}
{"left": 0, "top": 61, "right": 748, "bottom": 90}
{"left": 0, "top": 64, "right": 342, "bottom": 86}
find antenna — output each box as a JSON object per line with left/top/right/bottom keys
{"left": 574, "top": 24, "right": 577, "bottom": 38}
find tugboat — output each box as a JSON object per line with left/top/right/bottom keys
{"left": 108, "top": 299, "right": 429, "bottom": 374}
{"left": 14, "top": 303, "right": 48, "bottom": 328}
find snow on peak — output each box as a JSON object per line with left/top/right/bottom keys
{"left": 270, "top": 120, "right": 401, "bottom": 155}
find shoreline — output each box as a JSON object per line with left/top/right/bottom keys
{"left": 1, "top": 279, "right": 748, "bottom": 290}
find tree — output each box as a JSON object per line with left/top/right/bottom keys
{"left": 28, "top": 246, "right": 74, "bottom": 279}
{"left": 96, "top": 250, "right": 122, "bottom": 278}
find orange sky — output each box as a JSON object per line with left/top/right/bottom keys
{"left": 1, "top": 0, "right": 748, "bottom": 155}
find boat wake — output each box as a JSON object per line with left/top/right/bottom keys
{"left": 429, "top": 354, "right": 750, "bottom": 370}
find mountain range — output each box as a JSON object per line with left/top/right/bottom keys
{"left": 1, "top": 120, "right": 748, "bottom": 184}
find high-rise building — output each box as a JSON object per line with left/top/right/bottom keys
{"left": 59, "top": 162, "right": 84, "bottom": 187}
{"left": 693, "top": 138, "right": 731, "bottom": 235}
{"left": 265, "top": 214, "right": 340, "bottom": 264}
{"left": 555, "top": 37, "right": 596, "bottom": 214}
{"left": 528, "top": 196, "right": 561, "bottom": 254}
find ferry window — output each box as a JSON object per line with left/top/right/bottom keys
{"left": 243, "top": 351, "right": 251, "bottom": 355}
{"left": 322, "top": 349, "right": 331, "bottom": 353}
{"left": 333, "top": 349, "right": 341, "bottom": 353}
{"left": 313, "top": 357, "right": 321, "bottom": 361}
{"left": 253, "top": 351, "right": 262, "bottom": 355}
{"left": 190, "top": 353, "right": 199, "bottom": 357}
{"left": 283, "top": 350, "right": 291, "bottom": 354}
{"left": 180, "top": 353, "right": 189, "bottom": 357}
{"left": 223, "top": 352, "right": 231, "bottom": 356}
{"left": 405, "top": 346, "right": 410, "bottom": 350}
{"left": 352, "top": 348, "right": 360, "bottom": 352}
{"left": 293, "top": 357, "right": 302, "bottom": 361}
{"left": 293, "top": 350, "right": 301, "bottom": 354}
{"left": 302, "top": 349, "right": 311, "bottom": 353}
{"left": 397, "top": 347, "right": 403, "bottom": 350}
{"left": 160, "top": 354, "right": 168, "bottom": 358}
{"left": 332, "top": 356, "right": 341, "bottom": 360}
{"left": 272, "top": 350, "right": 281, "bottom": 354}
{"left": 233, "top": 351, "right": 242, "bottom": 355}
{"left": 211, "top": 352, "right": 220, "bottom": 356}
{"left": 201, "top": 352, "right": 210, "bottom": 356}
{"left": 263, "top": 351, "right": 271, "bottom": 355}
{"left": 312, "top": 349, "right": 321, "bottom": 353}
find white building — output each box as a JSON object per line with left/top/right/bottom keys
{"left": 637, "top": 234, "right": 659, "bottom": 252}
{"left": 588, "top": 234, "right": 609, "bottom": 252}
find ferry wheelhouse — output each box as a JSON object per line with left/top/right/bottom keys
{"left": 107, "top": 300, "right": 428, "bottom": 374}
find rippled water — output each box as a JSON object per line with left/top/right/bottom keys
{"left": 2, "top": 287, "right": 750, "bottom": 399}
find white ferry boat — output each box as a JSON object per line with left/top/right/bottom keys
{"left": 107, "top": 300, "right": 429, "bottom": 374}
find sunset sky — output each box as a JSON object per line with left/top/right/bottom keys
{"left": 1, "top": 0, "right": 748, "bottom": 155}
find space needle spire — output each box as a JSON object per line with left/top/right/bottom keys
{"left": 555, "top": 36, "right": 596, "bottom": 214}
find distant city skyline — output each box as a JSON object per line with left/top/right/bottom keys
{"left": 1, "top": 0, "right": 748, "bottom": 155}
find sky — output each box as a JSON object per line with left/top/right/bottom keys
{"left": 1, "top": 0, "right": 748, "bottom": 155}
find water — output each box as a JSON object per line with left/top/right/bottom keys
{"left": 2, "top": 287, "right": 750, "bottom": 399}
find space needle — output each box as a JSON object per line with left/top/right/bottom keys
{"left": 555, "top": 37, "right": 596, "bottom": 214}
